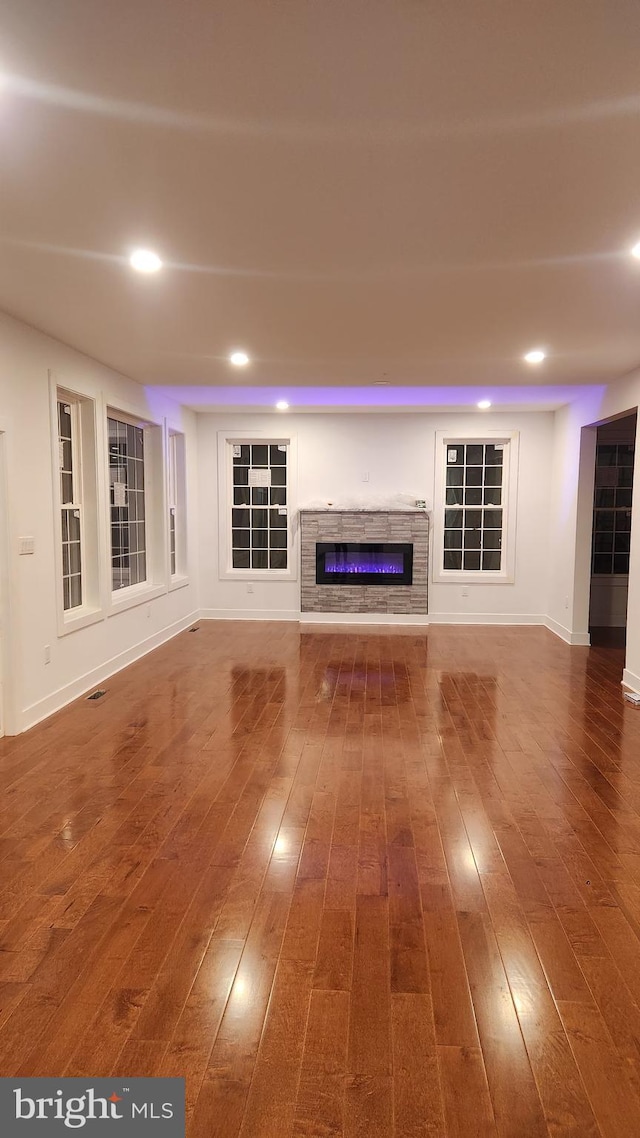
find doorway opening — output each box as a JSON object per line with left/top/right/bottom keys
{"left": 588, "top": 412, "right": 636, "bottom": 648}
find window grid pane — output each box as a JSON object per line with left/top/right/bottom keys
{"left": 231, "top": 442, "right": 288, "bottom": 570}
{"left": 58, "top": 400, "right": 83, "bottom": 611}
{"left": 109, "top": 416, "right": 146, "bottom": 590}
{"left": 591, "top": 442, "right": 635, "bottom": 575}
{"left": 443, "top": 443, "right": 503, "bottom": 573}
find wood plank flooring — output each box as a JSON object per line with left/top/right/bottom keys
{"left": 1, "top": 621, "right": 640, "bottom": 1136}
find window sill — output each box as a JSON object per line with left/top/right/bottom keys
{"left": 169, "top": 574, "right": 190, "bottom": 593}
{"left": 57, "top": 605, "right": 104, "bottom": 637}
{"left": 108, "top": 582, "right": 167, "bottom": 617}
{"left": 220, "top": 568, "right": 297, "bottom": 583}
{"left": 433, "top": 571, "right": 514, "bottom": 585}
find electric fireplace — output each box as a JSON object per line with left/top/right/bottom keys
{"left": 316, "top": 542, "right": 413, "bottom": 585}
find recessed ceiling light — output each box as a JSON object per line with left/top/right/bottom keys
{"left": 129, "top": 248, "right": 162, "bottom": 273}
{"left": 229, "top": 350, "right": 250, "bottom": 367}
{"left": 276, "top": 400, "right": 289, "bottom": 411}
{"left": 631, "top": 242, "right": 640, "bottom": 259}
{"left": 477, "top": 400, "right": 491, "bottom": 410}
{"left": 524, "top": 348, "right": 546, "bottom": 364}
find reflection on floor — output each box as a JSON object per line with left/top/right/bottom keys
{"left": 0, "top": 621, "right": 639, "bottom": 1136}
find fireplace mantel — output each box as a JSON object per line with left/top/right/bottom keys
{"left": 300, "top": 509, "right": 429, "bottom": 616}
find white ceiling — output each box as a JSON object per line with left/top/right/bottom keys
{"left": 2, "top": 0, "right": 640, "bottom": 393}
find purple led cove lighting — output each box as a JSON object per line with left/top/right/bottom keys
{"left": 145, "top": 384, "right": 606, "bottom": 415}
{"left": 324, "top": 550, "right": 405, "bottom": 574}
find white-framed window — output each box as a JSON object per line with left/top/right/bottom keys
{"left": 108, "top": 413, "right": 147, "bottom": 591}
{"left": 217, "top": 432, "right": 297, "bottom": 580}
{"left": 51, "top": 379, "right": 102, "bottom": 634}
{"left": 432, "top": 431, "right": 519, "bottom": 584}
{"left": 106, "top": 406, "right": 166, "bottom": 612}
{"left": 167, "top": 429, "right": 187, "bottom": 583}
{"left": 57, "top": 399, "right": 83, "bottom": 611}
{"left": 169, "top": 440, "right": 177, "bottom": 577}
{"left": 106, "top": 407, "right": 166, "bottom": 611}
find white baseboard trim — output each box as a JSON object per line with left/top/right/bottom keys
{"left": 622, "top": 669, "right": 640, "bottom": 695}
{"left": 429, "top": 612, "right": 544, "bottom": 626}
{"left": 20, "top": 610, "right": 200, "bottom": 733}
{"left": 199, "top": 608, "right": 300, "bottom": 622}
{"left": 299, "top": 612, "right": 428, "bottom": 625}
{"left": 544, "top": 617, "right": 591, "bottom": 646}
{"left": 201, "top": 610, "right": 556, "bottom": 630}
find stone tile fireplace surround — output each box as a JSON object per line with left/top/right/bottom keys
{"left": 300, "top": 509, "right": 429, "bottom": 615}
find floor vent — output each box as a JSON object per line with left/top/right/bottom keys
{"left": 189, "top": 626, "right": 200, "bottom": 632}
{"left": 87, "top": 689, "right": 106, "bottom": 701}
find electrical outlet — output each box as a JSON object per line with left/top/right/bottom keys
{"left": 362, "top": 472, "right": 370, "bottom": 482}
{"left": 461, "top": 587, "right": 469, "bottom": 598}
{"left": 564, "top": 596, "right": 569, "bottom": 609}
{"left": 146, "top": 605, "right": 152, "bottom": 619}
{"left": 44, "top": 645, "right": 51, "bottom": 664}
{"left": 247, "top": 584, "right": 254, "bottom": 594}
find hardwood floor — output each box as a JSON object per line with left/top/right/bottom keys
{"left": 1, "top": 621, "right": 640, "bottom": 1136}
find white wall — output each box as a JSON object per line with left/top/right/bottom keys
{"left": 546, "top": 393, "right": 601, "bottom": 644}
{"left": 197, "top": 410, "right": 554, "bottom": 624}
{"left": 0, "top": 311, "right": 199, "bottom": 733}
